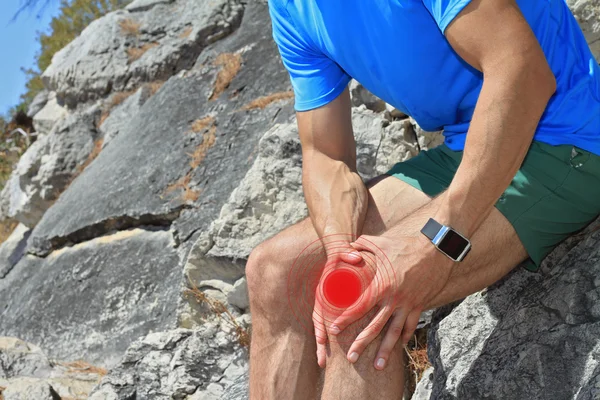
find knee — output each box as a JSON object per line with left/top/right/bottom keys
{"left": 246, "top": 239, "right": 288, "bottom": 313}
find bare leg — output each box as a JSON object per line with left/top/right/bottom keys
{"left": 247, "top": 176, "right": 429, "bottom": 400}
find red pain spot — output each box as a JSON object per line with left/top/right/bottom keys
{"left": 322, "top": 269, "right": 362, "bottom": 309}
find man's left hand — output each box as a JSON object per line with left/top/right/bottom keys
{"left": 329, "top": 232, "right": 453, "bottom": 370}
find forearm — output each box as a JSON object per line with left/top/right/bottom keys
{"left": 435, "top": 59, "right": 556, "bottom": 237}
{"left": 303, "top": 150, "right": 368, "bottom": 241}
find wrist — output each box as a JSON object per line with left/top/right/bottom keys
{"left": 434, "top": 190, "right": 478, "bottom": 238}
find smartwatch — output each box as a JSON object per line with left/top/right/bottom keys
{"left": 420, "top": 218, "right": 471, "bottom": 262}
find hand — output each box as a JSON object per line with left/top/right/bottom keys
{"left": 313, "top": 239, "right": 363, "bottom": 368}
{"left": 330, "top": 233, "right": 453, "bottom": 370}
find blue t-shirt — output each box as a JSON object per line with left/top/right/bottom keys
{"left": 269, "top": 0, "right": 600, "bottom": 155}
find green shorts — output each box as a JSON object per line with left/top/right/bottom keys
{"left": 386, "top": 141, "right": 600, "bottom": 271}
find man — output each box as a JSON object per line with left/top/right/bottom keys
{"left": 247, "top": 0, "right": 600, "bottom": 398}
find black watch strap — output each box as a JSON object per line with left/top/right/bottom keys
{"left": 421, "top": 218, "right": 443, "bottom": 240}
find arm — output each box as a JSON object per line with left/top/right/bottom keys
{"left": 337, "top": 0, "right": 557, "bottom": 366}
{"left": 300, "top": 88, "right": 368, "bottom": 369}
{"left": 434, "top": 0, "right": 556, "bottom": 237}
{"left": 298, "top": 87, "right": 368, "bottom": 254}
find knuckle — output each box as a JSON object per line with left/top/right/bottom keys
{"left": 391, "top": 326, "right": 404, "bottom": 337}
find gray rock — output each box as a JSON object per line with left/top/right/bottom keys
{"left": 0, "top": 337, "right": 104, "bottom": 400}
{"left": 89, "top": 325, "right": 248, "bottom": 400}
{"left": 227, "top": 277, "right": 249, "bottom": 311}
{"left": 27, "top": 0, "right": 294, "bottom": 258}
{"left": 220, "top": 372, "right": 249, "bottom": 400}
{"left": 0, "top": 228, "right": 180, "bottom": 366}
{"left": 31, "top": 92, "right": 68, "bottom": 135}
{"left": 0, "top": 106, "right": 100, "bottom": 227}
{"left": 411, "top": 367, "right": 434, "bottom": 400}
{"left": 349, "top": 80, "right": 386, "bottom": 113}
{"left": 1, "top": 378, "right": 59, "bottom": 400}
{"left": 0, "top": 224, "right": 30, "bottom": 279}
{"left": 426, "top": 223, "right": 600, "bottom": 399}
{"left": 568, "top": 0, "right": 600, "bottom": 61}
{"left": 99, "top": 86, "right": 152, "bottom": 148}
{"left": 26, "top": 91, "right": 49, "bottom": 119}
{"left": 126, "top": 0, "right": 174, "bottom": 12}
{"left": 42, "top": 0, "right": 244, "bottom": 107}
{"left": 0, "top": 338, "right": 54, "bottom": 379}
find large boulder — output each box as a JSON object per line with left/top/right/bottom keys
{"left": 0, "top": 105, "right": 100, "bottom": 227}
{"left": 0, "top": 1, "right": 295, "bottom": 369}
{"left": 89, "top": 325, "right": 248, "bottom": 400}
{"left": 0, "top": 228, "right": 181, "bottom": 366}
{"left": 41, "top": 0, "right": 244, "bottom": 107}
{"left": 568, "top": 0, "right": 600, "bottom": 61}
{"left": 424, "top": 218, "right": 600, "bottom": 399}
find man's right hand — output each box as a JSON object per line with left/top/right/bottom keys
{"left": 296, "top": 87, "right": 368, "bottom": 367}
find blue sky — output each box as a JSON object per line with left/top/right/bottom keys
{"left": 0, "top": 1, "right": 61, "bottom": 116}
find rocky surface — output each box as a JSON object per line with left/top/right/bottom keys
{"left": 423, "top": 218, "right": 600, "bottom": 400}
{"left": 0, "top": 228, "right": 181, "bottom": 366}
{"left": 568, "top": 0, "right": 600, "bottom": 61}
{"left": 31, "top": 92, "right": 68, "bottom": 135}
{"left": 0, "top": 223, "right": 29, "bottom": 279}
{"left": 0, "top": 0, "right": 598, "bottom": 399}
{"left": 0, "top": 337, "right": 104, "bottom": 400}
{"left": 99, "top": 86, "right": 152, "bottom": 148}
{"left": 42, "top": 0, "right": 244, "bottom": 107}
{"left": 0, "top": 105, "right": 100, "bottom": 227}
{"left": 89, "top": 324, "right": 248, "bottom": 400}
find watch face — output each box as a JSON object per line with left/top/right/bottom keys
{"left": 438, "top": 229, "right": 469, "bottom": 260}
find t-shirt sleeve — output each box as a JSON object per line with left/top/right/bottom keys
{"left": 269, "top": 0, "right": 351, "bottom": 111}
{"left": 421, "top": 0, "right": 472, "bottom": 33}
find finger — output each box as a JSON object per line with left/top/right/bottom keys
{"left": 339, "top": 249, "right": 363, "bottom": 265}
{"left": 374, "top": 310, "right": 408, "bottom": 370}
{"left": 312, "top": 299, "right": 327, "bottom": 368}
{"left": 347, "top": 305, "right": 394, "bottom": 363}
{"left": 401, "top": 308, "right": 422, "bottom": 346}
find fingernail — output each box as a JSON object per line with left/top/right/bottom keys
{"left": 348, "top": 352, "right": 359, "bottom": 363}
{"left": 376, "top": 358, "right": 386, "bottom": 370}
{"left": 330, "top": 325, "right": 340, "bottom": 335}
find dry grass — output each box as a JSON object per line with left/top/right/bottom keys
{"left": 405, "top": 329, "right": 431, "bottom": 394}
{"left": 58, "top": 360, "right": 108, "bottom": 377}
{"left": 127, "top": 42, "right": 159, "bottom": 63}
{"left": 0, "top": 219, "right": 18, "bottom": 245}
{"left": 0, "top": 385, "right": 5, "bottom": 400}
{"left": 209, "top": 53, "right": 242, "bottom": 100}
{"left": 119, "top": 18, "right": 141, "bottom": 37}
{"left": 179, "top": 26, "right": 193, "bottom": 39}
{"left": 242, "top": 91, "right": 294, "bottom": 110}
{"left": 110, "top": 90, "right": 136, "bottom": 108}
{"left": 184, "top": 277, "right": 250, "bottom": 349}
{"left": 190, "top": 116, "right": 215, "bottom": 133}
{"left": 188, "top": 125, "right": 216, "bottom": 169}
{"left": 164, "top": 174, "right": 200, "bottom": 203}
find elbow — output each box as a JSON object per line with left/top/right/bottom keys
{"left": 537, "top": 62, "right": 557, "bottom": 100}
{"left": 524, "top": 54, "right": 557, "bottom": 101}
